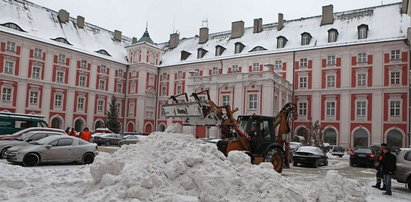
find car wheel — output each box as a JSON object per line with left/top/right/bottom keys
{"left": 407, "top": 177, "right": 411, "bottom": 192}
{"left": 350, "top": 161, "right": 354, "bottom": 167}
{"left": 0, "top": 147, "right": 11, "bottom": 159}
{"left": 23, "top": 153, "right": 40, "bottom": 167}
{"left": 293, "top": 161, "right": 297, "bottom": 167}
{"left": 97, "top": 143, "right": 101, "bottom": 146}
{"left": 82, "top": 153, "right": 95, "bottom": 164}
{"left": 324, "top": 160, "right": 328, "bottom": 166}
{"left": 264, "top": 148, "right": 284, "bottom": 173}
{"left": 313, "top": 160, "right": 319, "bottom": 168}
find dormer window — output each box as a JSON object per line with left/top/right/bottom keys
{"left": 277, "top": 36, "right": 287, "bottom": 48}
{"left": 301, "top": 32, "right": 312, "bottom": 45}
{"left": 357, "top": 24, "right": 369, "bottom": 39}
{"left": 197, "top": 48, "right": 207, "bottom": 59}
{"left": 52, "top": 37, "right": 71, "bottom": 45}
{"left": 1, "top": 23, "right": 25, "bottom": 32}
{"left": 96, "top": 49, "right": 111, "bottom": 56}
{"left": 181, "top": 50, "right": 191, "bottom": 61}
{"left": 234, "top": 42, "right": 245, "bottom": 54}
{"left": 215, "top": 45, "right": 226, "bottom": 56}
{"left": 250, "top": 46, "right": 266, "bottom": 52}
{"left": 328, "top": 29, "right": 338, "bottom": 42}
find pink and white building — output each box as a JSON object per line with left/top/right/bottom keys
{"left": 0, "top": 0, "right": 410, "bottom": 149}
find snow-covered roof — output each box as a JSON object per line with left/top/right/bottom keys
{"left": 160, "top": 3, "right": 410, "bottom": 67}
{"left": 0, "top": 0, "right": 131, "bottom": 64}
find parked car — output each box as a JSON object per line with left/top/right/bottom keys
{"left": 91, "top": 128, "right": 114, "bottom": 138}
{"left": 91, "top": 133, "right": 122, "bottom": 146}
{"left": 292, "top": 146, "right": 328, "bottom": 168}
{"left": 5, "top": 136, "right": 98, "bottom": 166}
{"left": 349, "top": 148, "right": 376, "bottom": 167}
{"left": 0, "top": 131, "right": 65, "bottom": 158}
{"left": 0, "top": 112, "right": 48, "bottom": 135}
{"left": 0, "top": 127, "right": 65, "bottom": 141}
{"left": 328, "top": 145, "right": 345, "bottom": 157}
{"left": 393, "top": 148, "right": 411, "bottom": 191}
{"left": 369, "top": 144, "right": 382, "bottom": 154}
{"left": 118, "top": 135, "right": 147, "bottom": 147}
{"left": 290, "top": 142, "right": 303, "bottom": 154}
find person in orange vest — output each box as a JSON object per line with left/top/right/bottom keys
{"left": 80, "top": 127, "right": 92, "bottom": 142}
{"left": 68, "top": 128, "right": 77, "bottom": 137}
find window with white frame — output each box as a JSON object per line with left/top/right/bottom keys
{"left": 100, "top": 65, "right": 106, "bottom": 73}
{"left": 129, "top": 102, "right": 135, "bottom": 116}
{"left": 6, "top": 41, "right": 16, "bottom": 52}
{"left": 232, "top": 65, "right": 239, "bottom": 73}
{"left": 301, "top": 34, "right": 311, "bottom": 45}
{"left": 326, "top": 101, "right": 336, "bottom": 116}
{"left": 274, "top": 60, "right": 282, "bottom": 69}
{"left": 80, "top": 60, "right": 87, "bottom": 69}
{"left": 356, "top": 101, "right": 366, "bottom": 117}
{"left": 327, "top": 75, "right": 335, "bottom": 87}
{"left": 390, "top": 100, "right": 401, "bottom": 117}
{"left": 177, "top": 71, "right": 183, "bottom": 79}
{"left": 277, "top": 37, "right": 286, "bottom": 48}
{"left": 357, "top": 73, "right": 367, "bottom": 86}
{"left": 118, "top": 69, "right": 124, "bottom": 77}
{"left": 77, "top": 97, "right": 85, "bottom": 111}
{"left": 58, "top": 54, "right": 66, "bottom": 64}
{"left": 4, "top": 60, "right": 15, "bottom": 74}
{"left": 54, "top": 94, "right": 63, "bottom": 109}
{"left": 97, "top": 99, "right": 104, "bottom": 113}
{"left": 149, "top": 75, "right": 154, "bottom": 86}
{"left": 115, "top": 103, "right": 121, "bottom": 115}
{"left": 130, "top": 81, "right": 136, "bottom": 93}
{"left": 162, "top": 73, "right": 167, "bottom": 80}
{"left": 249, "top": 94, "right": 258, "bottom": 110}
{"left": 176, "top": 85, "right": 182, "bottom": 95}
{"left": 212, "top": 67, "right": 218, "bottom": 75}
{"left": 32, "top": 66, "right": 41, "bottom": 79}
{"left": 79, "top": 75, "right": 86, "bottom": 87}
{"left": 161, "top": 86, "right": 167, "bottom": 96}
{"left": 358, "top": 53, "right": 367, "bottom": 63}
{"left": 327, "top": 56, "right": 336, "bottom": 66}
{"left": 328, "top": 30, "right": 338, "bottom": 42}
{"left": 1, "top": 87, "right": 12, "bottom": 102}
{"left": 29, "top": 91, "right": 39, "bottom": 105}
{"left": 252, "top": 63, "right": 259, "bottom": 71}
{"left": 56, "top": 71, "right": 64, "bottom": 83}
{"left": 391, "top": 50, "right": 400, "bottom": 60}
{"left": 298, "top": 102, "right": 307, "bottom": 116}
{"left": 117, "top": 81, "right": 123, "bottom": 93}
{"left": 34, "top": 48, "right": 42, "bottom": 59}
{"left": 222, "top": 95, "right": 230, "bottom": 106}
{"left": 358, "top": 27, "right": 367, "bottom": 39}
{"left": 300, "top": 58, "right": 308, "bottom": 67}
{"left": 299, "top": 76, "right": 307, "bottom": 88}
{"left": 99, "top": 79, "right": 106, "bottom": 90}
{"left": 390, "top": 72, "right": 400, "bottom": 85}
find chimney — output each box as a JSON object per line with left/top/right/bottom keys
{"left": 77, "top": 16, "right": 85, "bottom": 28}
{"left": 132, "top": 37, "right": 138, "bottom": 44}
{"left": 231, "top": 21, "right": 244, "bottom": 39}
{"left": 199, "top": 27, "right": 209, "bottom": 44}
{"left": 169, "top": 33, "right": 179, "bottom": 49}
{"left": 114, "top": 30, "right": 122, "bottom": 42}
{"left": 253, "top": 18, "right": 263, "bottom": 33}
{"left": 277, "top": 13, "right": 284, "bottom": 31}
{"left": 321, "top": 5, "right": 334, "bottom": 25}
{"left": 58, "top": 9, "right": 70, "bottom": 23}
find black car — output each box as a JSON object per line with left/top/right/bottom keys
{"left": 118, "top": 135, "right": 147, "bottom": 147}
{"left": 91, "top": 134, "right": 122, "bottom": 146}
{"left": 349, "top": 148, "right": 376, "bottom": 167}
{"left": 292, "top": 146, "right": 328, "bottom": 168}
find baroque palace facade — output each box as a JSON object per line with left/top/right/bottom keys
{"left": 1, "top": 0, "right": 411, "bottom": 148}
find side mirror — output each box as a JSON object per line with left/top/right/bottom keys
{"left": 45, "top": 145, "right": 52, "bottom": 149}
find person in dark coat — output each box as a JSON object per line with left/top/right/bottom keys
{"left": 372, "top": 144, "right": 385, "bottom": 189}
{"left": 380, "top": 145, "right": 396, "bottom": 196}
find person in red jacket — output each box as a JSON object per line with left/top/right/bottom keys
{"left": 80, "top": 127, "right": 92, "bottom": 142}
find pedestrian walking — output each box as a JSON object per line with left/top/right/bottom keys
{"left": 68, "top": 128, "right": 77, "bottom": 137}
{"left": 380, "top": 144, "right": 396, "bottom": 196}
{"left": 372, "top": 144, "right": 385, "bottom": 189}
{"left": 65, "top": 127, "right": 71, "bottom": 134}
{"left": 80, "top": 127, "right": 92, "bottom": 142}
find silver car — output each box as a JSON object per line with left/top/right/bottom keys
{"left": 393, "top": 148, "right": 411, "bottom": 191}
{"left": 0, "top": 131, "right": 65, "bottom": 158}
{"left": 5, "top": 136, "right": 98, "bottom": 166}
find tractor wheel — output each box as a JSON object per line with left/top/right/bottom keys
{"left": 264, "top": 148, "right": 284, "bottom": 173}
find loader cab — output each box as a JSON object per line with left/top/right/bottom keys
{"left": 237, "top": 115, "right": 276, "bottom": 154}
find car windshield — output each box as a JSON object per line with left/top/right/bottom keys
{"left": 355, "top": 148, "right": 372, "bottom": 153}
{"left": 29, "top": 141, "right": 41, "bottom": 145}
{"left": 15, "top": 132, "right": 34, "bottom": 141}
{"left": 333, "top": 147, "right": 344, "bottom": 152}
{"left": 298, "top": 147, "right": 321, "bottom": 153}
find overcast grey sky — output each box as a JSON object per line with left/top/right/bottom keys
{"left": 29, "top": 0, "right": 400, "bottom": 43}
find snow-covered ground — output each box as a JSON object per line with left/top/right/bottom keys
{"left": 0, "top": 132, "right": 409, "bottom": 201}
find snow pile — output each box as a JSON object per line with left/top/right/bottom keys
{"left": 164, "top": 123, "right": 183, "bottom": 133}
{"left": 85, "top": 132, "right": 366, "bottom": 201}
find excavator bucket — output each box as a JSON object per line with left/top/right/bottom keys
{"left": 162, "top": 90, "right": 222, "bottom": 126}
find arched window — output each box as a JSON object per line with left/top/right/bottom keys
{"left": 127, "top": 122, "right": 134, "bottom": 132}
{"left": 328, "top": 29, "right": 338, "bottom": 42}
{"left": 74, "top": 118, "right": 85, "bottom": 132}
{"left": 158, "top": 123, "right": 166, "bottom": 132}
{"left": 95, "top": 120, "right": 104, "bottom": 129}
{"left": 96, "top": 49, "right": 111, "bottom": 56}
{"left": 387, "top": 129, "right": 403, "bottom": 151}
{"left": 51, "top": 116, "right": 63, "bottom": 129}
{"left": 52, "top": 37, "right": 72, "bottom": 45}
{"left": 293, "top": 127, "right": 308, "bottom": 144}
{"left": 277, "top": 36, "right": 287, "bottom": 48}
{"left": 250, "top": 46, "right": 267, "bottom": 52}
{"left": 1, "top": 23, "right": 25, "bottom": 32}
{"left": 353, "top": 128, "right": 369, "bottom": 148}
{"left": 301, "top": 32, "right": 312, "bottom": 45}
{"left": 324, "top": 128, "right": 337, "bottom": 145}
{"left": 357, "top": 24, "right": 369, "bottom": 39}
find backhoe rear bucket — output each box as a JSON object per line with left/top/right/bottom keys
{"left": 162, "top": 101, "right": 221, "bottom": 126}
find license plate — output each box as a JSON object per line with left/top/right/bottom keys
{"left": 358, "top": 154, "right": 366, "bottom": 157}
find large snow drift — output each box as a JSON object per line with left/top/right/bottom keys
{"left": 0, "top": 132, "right": 366, "bottom": 201}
